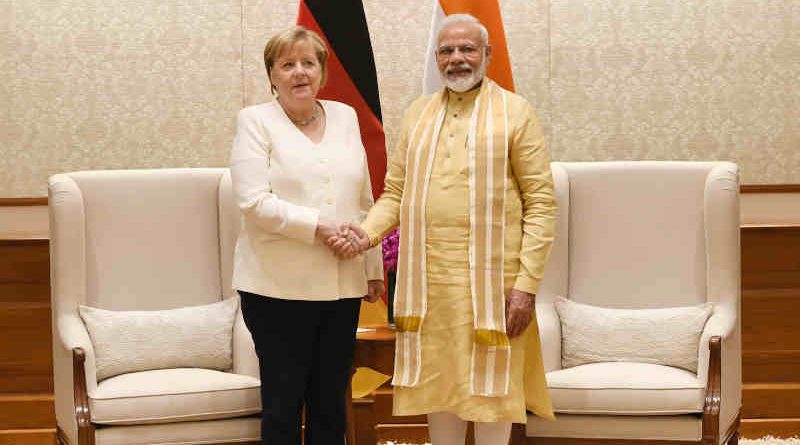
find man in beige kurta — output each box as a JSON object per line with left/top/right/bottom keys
{"left": 350, "top": 14, "right": 556, "bottom": 445}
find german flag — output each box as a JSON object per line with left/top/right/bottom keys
{"left": 297, "top": 0, "right": 386, "bottom": 200}
{"left": 423, "top": 0, "right": 515, "bottom": 94}
{"left": 298, "top": 1, "right": 390, "bottom": 320}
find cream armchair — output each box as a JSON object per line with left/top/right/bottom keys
{"left": 527, "top": 162, "right": 741, "bottom": 445}
{"left": 49, "top": 169, "right": 261, "bottom": 445}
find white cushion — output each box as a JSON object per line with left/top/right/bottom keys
{"left": 80, "top": 297, "right": 238, "bottom": 380}
{"left": 555, "top": 296, "right": 712, "bottom": 372}
{"left": 94, "top": 417, "right": 262, "bottom": 445}
{"left": 90, "top": 368, "right": 261, "bottom": 425}
{"left": 547, "top": 362, "right": 705, "bottom": 415}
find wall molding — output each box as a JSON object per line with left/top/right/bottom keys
{"left": 740, "top": 184, "right": 800, "bottom": 193}
{"left": 0, "top": 198, "right": 48, "bottom": 207}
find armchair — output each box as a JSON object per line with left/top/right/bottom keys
{"left": 526, "top": 161, "right": 741, "bottom": 445}
{"left": 49, "top": 168, "right": 261, "bottom": 445}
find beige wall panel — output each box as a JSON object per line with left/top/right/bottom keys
{"left": 0, "top": 206, "right": 49, "bottom": 239}
{"left": 2, "top": 0, "right": 798, "bottom": 197}
{"left": 500, "top": 0, "right": 551, "bottom": 144}
{"left": 2, "top": 0, "right": 243, "bottom": 197}
{"left": 549, "top": 0, "right": 800, "bottom": 184}
{"left": 362, "top": 0, "right": 432, "bottom": 154}
{"left": 741, "top": 193, "right": 800, "bottom": 226}
{"left": 242, "top": 0, "right": 298, "bottom": 106}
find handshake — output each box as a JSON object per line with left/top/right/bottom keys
{"left": 315, "top": 219, "right": 385, "bottom": 302}
{"left": 315, "top": 219, "right": 371, "bottom": 259}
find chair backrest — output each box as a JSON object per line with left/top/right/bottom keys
{"left": 49, "top": 168, "right": 240, "bottom": 313}
{"left": 538, "top": 161, "right": 740, "bottom": 309}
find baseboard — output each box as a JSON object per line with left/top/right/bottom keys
{"left": 0, "top": 428, "right": 57, "bottom": 445}
{"left": 743, "top": 383, "right": 800, "bottom": 418}
{"left": 0, "top": 394, "right": 55, "bottom": 430}
{"left": 741, "top": 418, "right": 800, "bottom": 438}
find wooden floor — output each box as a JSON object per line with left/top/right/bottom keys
{"left": 0, "top": 238, "right": 55, "bottom": 444}
{"left": 1, "top": 222, "right": 799, "bottom": 444}
{"left": 740, "top": 225, "right": 800, "bottom": 438}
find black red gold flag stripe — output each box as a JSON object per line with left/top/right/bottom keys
{"left": 297, "top": 0, "right": 387, "bottom": 199}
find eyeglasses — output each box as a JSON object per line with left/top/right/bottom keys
{"left": 436, "top": 44, "right": 482, "bottom": 59}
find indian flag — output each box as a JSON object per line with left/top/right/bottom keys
{"left": 422, "top": 0, "right": 515, "bottom": 95}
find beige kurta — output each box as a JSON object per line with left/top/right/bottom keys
{"left": 362, "top": 86, "right": 556, "bottom": 423}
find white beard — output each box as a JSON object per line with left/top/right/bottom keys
{"left": 442, "top": 60, "right": 488, "bottom": 93}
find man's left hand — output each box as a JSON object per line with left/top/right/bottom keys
{"left": 364, "top": 280, "right": 385, "bottom": 303}
{"left": 506, "top": 288, "right": 535, "bottom": 338}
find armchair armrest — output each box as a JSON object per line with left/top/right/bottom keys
{"left": 53, "top": 314, "right": 98, "bottom": 445}
{"left": 535, "top": 300, "right": 562, "bottom": 373}
{"left": 697, "top": 309, "right": 741, "bottom": 445}
{"left": 697, "top": 311, "right": 735, "bottom": 382}
{"left": 57, "top": 314, "right": 99, "bottom": 391}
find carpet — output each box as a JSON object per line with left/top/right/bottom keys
{"left": 382, "top": 438, "right": 800, "bottom": 445}
{"left": 742, "top": 438, "right": 800, "bottom": 445}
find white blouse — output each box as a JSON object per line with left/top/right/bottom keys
{"left": 229, "top": 99, "right": 383, "bottom": 301}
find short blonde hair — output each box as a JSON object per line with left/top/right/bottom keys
{"left": 263, "top": 26, "right": 329, "bottom": 95}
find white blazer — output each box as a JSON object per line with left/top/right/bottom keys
{"left": 230, "top": 100, "right": 383, "bottom": 301}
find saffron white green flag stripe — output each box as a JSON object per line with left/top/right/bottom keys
{"left": 422, "top": 0, "right": 515, "bottom": 95}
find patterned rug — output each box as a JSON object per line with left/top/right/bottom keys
{"left": 382, "top": 438, "right": 800, "bottom": 445}
{"left": 741, "top": 438, "right": 800, "bottom": 445}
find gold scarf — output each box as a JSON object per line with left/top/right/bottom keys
{"left": 393, "top": 79, "right": 511, "bottom": 397}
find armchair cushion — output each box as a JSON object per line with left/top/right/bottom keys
{"left": 555, "top": 296, "right": 712, "bottom": 372}
{"left": 90, "top": 368, "right": 260, "bottom": 425}
{"left": 547, "top": 362, "right": 705, "bottom": 415}
{"left": 79, "top": 297, "right": 238, "bottom": 380}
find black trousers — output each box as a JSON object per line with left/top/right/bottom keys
{"left": 239, "top": 291, "right": 361, "bottom": 445}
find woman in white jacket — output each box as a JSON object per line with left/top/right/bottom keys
{"left": 229, "top": 26, "right": 384, "bottom": 445}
